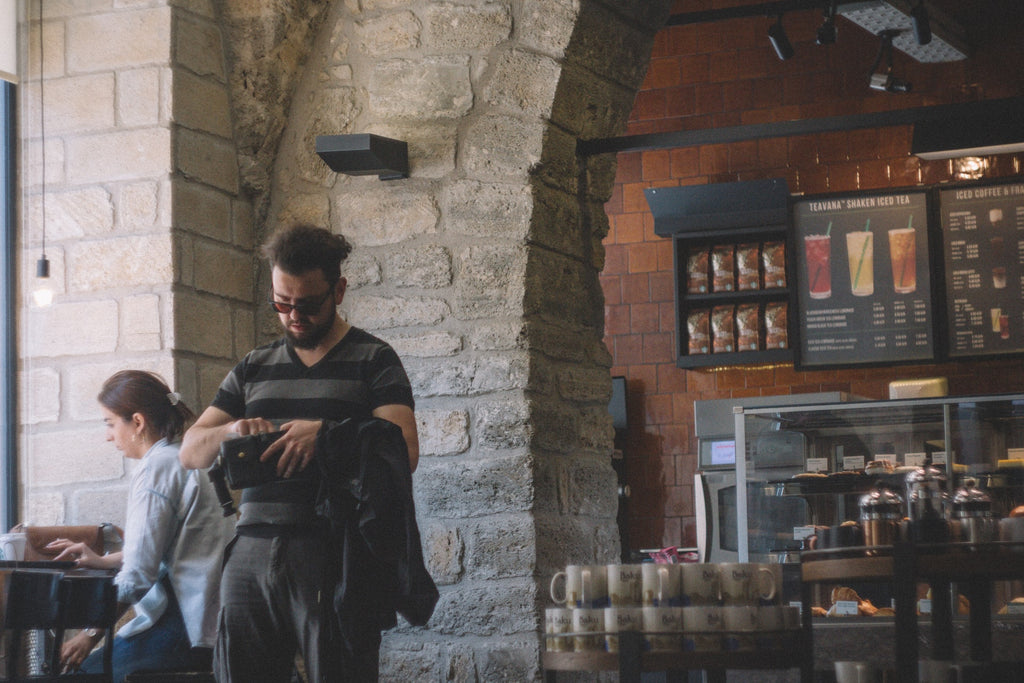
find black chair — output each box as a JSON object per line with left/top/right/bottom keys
{"left": 3, "top": 570, "right": 117, "bottom": 683}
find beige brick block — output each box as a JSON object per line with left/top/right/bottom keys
{"left": 20, "top": 367, "right": 61, "bottom": 425}
{"left": 173, "top": 180, "right": 232, "bottom": 243}
{"left": 348, "top": 295, "right": 448, "bottom": 330}
{"left": 26, "top": 300, "right": 118, "bottom": 357}
{"left": 120, "top": 181, "right": 160, "bottom": 231}
{"left": 67, "top": 357, "right": 176, "bottom": 423}
{"left": 175, "top": 128, "right": 239, "bottom": 194}
{"left": 172, "top": 69, "right": 232, "bottom": 137}
{"left": 175, "top": 11, "right": 226, "bottom": 80}
{"left": 231, "top": 198, "right": 255, "bottom": 249}
{"left": 198, "top": 359, "right": 236, "bottom": 406}
{"left": 194, "top": 241, "right": 253, "bottom": 301}
{"left": 39, "top": 73, "right": 115, "bottom": 135}
{"left": 333, "top": 188, "right": 439, "bottom": 246}
{"left": 71, "top": 486, "right": 129, "bottom": 529}
{"left": 417, "top": 409, "right": 470, "bottom": 457}
{"left": 383, "top": 331, "right": 462, "bottom": 358}
{"left": 232, "top": 308, "right": 256, "bottom": 360}
{"left": 121, "top": 293, "right": 164, "bottom": 351}
{"left": 67, "top": 233, "right": 174, "bottom": 292}
{"left": 26, "top": 186, "right": 113, "bottom": 242}
{"left": 426, "top": 3, "right": 512, "bottom": 52}
{"left": 22, "top": 137, "right": 66, "bottom": 190}
{"left": 173, "top": 292, "right": 234, "bottom": 358}
{"left": 118, "top": 67, "right": 162, "bottom": 127}
{"left": 24, "top": 492, "right": 65, "bottom": 527}
{"left": 67, "top": 8, "right": 171, "bottom": 73}
{"left": 357, "top": 11, "right": 421, "bottom": 57}
{"left": 27, "top": 19, "right": 65, "bottom": 78}
{"left": 27, "top": 429, "right": 124, "bottom": 487}
{"left": 370, "top": 57, "right": 472, "bottom": 119}
{"left": 67, "top": 128, "right": 172, "bottom": 185}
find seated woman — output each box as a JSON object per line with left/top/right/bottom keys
{"left": 49, "top": 370, "right": 236, "bottom": 682}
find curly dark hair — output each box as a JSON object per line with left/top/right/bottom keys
{"left": 261, "top": 224, "right": 353, "bottom": 283}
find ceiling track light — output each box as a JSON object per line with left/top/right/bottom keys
{"left": 869, "top": 28, "right": 911, "bottom": 93}
{"left": 768, "top": 14, "right": 795, "bottom": 61}
{"left": 816, "top": 0, "right": 838, "bottom": 45}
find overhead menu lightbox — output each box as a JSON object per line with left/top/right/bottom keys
{"left": 938, "top": 179, "right": 1024, "bottom": 359}
{"left": 791, "top": 188, "right": 935, "bottom": 369}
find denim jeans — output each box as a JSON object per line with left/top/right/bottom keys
{"left": 80, "top": 590, "right": 211, "bottom": 683}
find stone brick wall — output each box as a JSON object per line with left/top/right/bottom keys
{"left": 601, "top": 4, "right": 1024, "bottom": 551}
{"left": 17, "top": 0, "right": 671, "bottom": 679}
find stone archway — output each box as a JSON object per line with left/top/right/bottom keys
{"left": 209, "top": 0, "right": 674, "bottom": 678}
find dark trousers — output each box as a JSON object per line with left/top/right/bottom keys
{"left": 213, "top": 533, "right": 380, "bottom": 683}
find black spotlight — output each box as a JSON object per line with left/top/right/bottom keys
{"left": 768, "top": 15, "right": 795, "bottom": 61}
{"left": 816, "top": 0, "right": 837, "bottom": 45}
{"left": 868, "top": 29, "right": 912, "bottom": 93}
{"left": 911, "top": 0, "right": 931, "bottom": 45}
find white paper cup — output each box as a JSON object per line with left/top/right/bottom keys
{"left": 0, "top": 533, "right": 26, "bottom": 561}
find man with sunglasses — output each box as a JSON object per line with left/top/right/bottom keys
{"left": 179, "top": 224, "right": 419, "bottom": 682}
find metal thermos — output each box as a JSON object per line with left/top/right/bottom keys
{"left": 905, "top": 462, "right": 950, "bottom": 543}
{"left": 952, "top": 478, "right": 997, "bottom": 544}
{"left": 859, "top": 485, "right": 903, "bottom": 549}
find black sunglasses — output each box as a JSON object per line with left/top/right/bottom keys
{"left": 267, "top": 288, "right": 334, "bottom": 316}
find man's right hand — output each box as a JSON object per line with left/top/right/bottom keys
{"left": 229, "top": 417, "right": 278, "bottom": 437}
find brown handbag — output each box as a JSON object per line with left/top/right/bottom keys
{"left": 10, "top": 524, "right": 106, "bottom": 562}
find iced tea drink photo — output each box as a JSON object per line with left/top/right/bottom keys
{"left": 887, "top": 228, "right": 916, "bottom": 294}
{"left": 845, "top": 230, "right": 874, "bottom": 296}
{"left": 804, "top": 234, "right": 832, "bottom": 299}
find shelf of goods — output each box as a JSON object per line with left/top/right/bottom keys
{"left": 542, "top": 628, "right": 810, "bottom": 683}
{"left": 801, "top": 541, "right": 1024, "bottom": 682}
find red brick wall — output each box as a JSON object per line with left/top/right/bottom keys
{"left": 602, "top": 3, "right": 1024, "bottom": 552}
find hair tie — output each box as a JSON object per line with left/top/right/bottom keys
{"left": 167, "top": 392, "right": 181, "bottom": 406}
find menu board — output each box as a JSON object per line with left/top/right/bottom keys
{"left": 939, "top": 180, "right": 1024, "bottom": 358}
{"left": 792, "top": 190, "right": 934, "bottom": 368}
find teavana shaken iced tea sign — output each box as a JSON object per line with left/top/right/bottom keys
{"left": 791, "top": 189, "right": 934, "bottom": 369}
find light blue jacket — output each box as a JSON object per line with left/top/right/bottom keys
{"left": 115, "top": 439, "right": 235, "bottom": 647}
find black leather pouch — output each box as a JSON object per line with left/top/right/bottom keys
{"left": 218, "top": 431, "right": 285, "bottom": 489}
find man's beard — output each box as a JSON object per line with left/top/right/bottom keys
{"left": 285, "top": 307, "right": 336, "bottom": 349}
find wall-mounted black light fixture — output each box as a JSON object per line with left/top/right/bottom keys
{"left": 315, "top": 134, "right": 409, "bottom": 180}
{"left": 768, "top": 15, "right": 795, "bottom": 61}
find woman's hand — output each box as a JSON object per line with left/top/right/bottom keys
{"left": 60, "top": 630, "right": 101, "bottom": 673}
{"left": 47, "top": 540, "right": 117, "bottom": 569}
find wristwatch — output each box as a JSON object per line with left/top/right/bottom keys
{"left": 85, "top": 629, "right": 101, "bottom": 638}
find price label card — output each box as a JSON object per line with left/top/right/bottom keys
{"left": 794, "top": 526, "right": 816, "bottom": 541}
{"left": 875, "top": 454, "right": 897, "bottom": 465}
{"left": 806, "top": 457, "right": 828, "bottom": 473}
{"left": 905, "top": 452, "right": 927, "bottom": 467}
{"left": 1006, "top": 602, "right": 1024, "bottom": 615}
{"left": 918, "top": 599, "right": 932, "bottom": 614}
{"left": 834, "top": 600, "right": 859, "bottom": 616}
{"left": 843, "top": 455, "right": 865, "bottom": 471}
{"left": 932, "top": 451, "right": 948, "bottom": 466}
{"left": 789, "top": 600, "right": 802, "bottom": 610}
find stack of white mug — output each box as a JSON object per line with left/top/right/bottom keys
{"left": 545, "top": 562, "right": 800, "bottom": 654}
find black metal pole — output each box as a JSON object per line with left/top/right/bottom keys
{"left": 0, "top": 80, "right": 17, "bottom": 531}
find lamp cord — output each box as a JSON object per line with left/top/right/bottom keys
{"left": 37, "top": 0, "right": 46, "bottom": 261}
